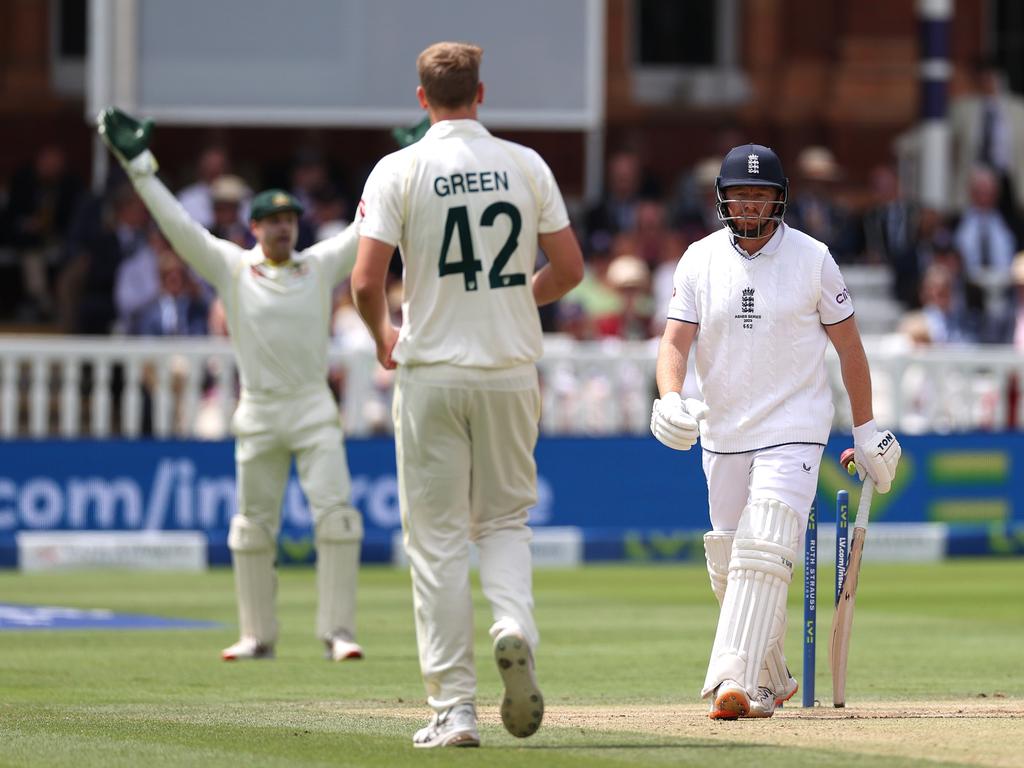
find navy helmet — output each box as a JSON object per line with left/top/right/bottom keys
{"left": 715, "top": 143, "right": 788, "bottom": 237}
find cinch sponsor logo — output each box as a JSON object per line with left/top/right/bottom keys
{"left": 836, "top": 287, "right": 851, "bottom": 304}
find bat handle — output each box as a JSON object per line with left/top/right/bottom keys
{"left": 855, "top": 476, "right": 874, "bottom": 530}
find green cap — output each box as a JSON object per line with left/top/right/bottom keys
{"left": 249, "top": 189, "right": 304, "bottom": 221}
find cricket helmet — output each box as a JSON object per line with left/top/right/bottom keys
{"left": 715, "top": 144, "right": 788, "bottom": 237}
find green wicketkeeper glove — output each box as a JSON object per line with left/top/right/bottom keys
{"left": 97, "top": 107, "right": 154, "bottom": 164}
{"left": 391, "top": 116, "right": 430, "bottom": 148}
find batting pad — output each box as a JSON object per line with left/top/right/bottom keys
{"left": 227, "top": 515, "right": 278, "bottom": 644}
{"left": 702, "top": 499, "right": 801, "bottom": 698}
{"left": 759, "top": 597, "right": 791, "bottom": 693}
{"left": 703, "top": 530, "right": 734, "bottom": 604}
{"left": 314, "top": 507, "right": 363, "bottom": 640}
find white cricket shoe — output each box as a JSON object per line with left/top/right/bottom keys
{"left": 324, "top": 633, "right": 364, "bottom": 661}
{"left": 747, "top": 675, "right": 799, "bottom": 718}
{"left": 412, "top": 703, "right": 480, "bottom": 748}
{"left": 746, "top": 686, "right": 779, "bottom": 718}
{"left": 709, "top": 679, "right": 750, "bottom": 720}
{"left": 774, "top": 675, "right": 799, "bottom": 706}
{"left": 221, "top": 637, "right": 274, "bottom": 661}
{"left": 492, "top": 624, "right": 544, "bottom": 738}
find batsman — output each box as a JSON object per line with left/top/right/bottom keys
{"left": 651, "top": 144, "right": 902, "bottom": 718}
{"left": 97, "top": 107, "right": 366, "bottom": 662}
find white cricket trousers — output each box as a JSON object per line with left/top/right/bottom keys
{"left": 233, "top": 385, "right": 354, "bottom": 534}
{"left": 393, "top": 363, "right": 541, "bottom": 712}
{"left": 702, "top": 443, "right": 825, "bottom": 532}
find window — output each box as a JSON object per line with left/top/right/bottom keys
{"left": 993, "top": 0, "right": 1024, "bottom": 93}
{"left": 51, "top": 0, "right": 86, "bottom": 95}
{"left": 631, "top": 0, "right": 749, "bottom": 107}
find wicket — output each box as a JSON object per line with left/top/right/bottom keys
{"left": 801, "top": 490, "right": 850, "bottom": 707}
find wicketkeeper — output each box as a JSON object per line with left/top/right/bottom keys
{"left": 97, "top": 107, "right": 365, "bottom": 662}
{"left": 652, "top": 143, "right": 902, "bottom": 719}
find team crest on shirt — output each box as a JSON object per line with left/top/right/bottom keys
{"left": 735, "top": 286, "right": 761, "bottom": 330}
{"left": 250, "top": 260, "right": 310, "bottom": 285}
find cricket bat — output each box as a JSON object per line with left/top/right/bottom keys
{"left": 830, "top": 451, "right": 875, "bottom": 708}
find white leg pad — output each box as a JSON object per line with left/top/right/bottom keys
{"left": 758, "top": 598, "right": 791, "bottom": 692}
{"left": 706, "top": 529, "right": 791, "bottom": 694}
{"left": 701, "top": 499, "right": 801, "bottom": 698}
{"left": 314, "top": 506, "right": 363, "bottom": 641}
{"left": 703, "top": 530, "right": 734, "bottom": 605}
{"left": 227, "top": 515, "right": 278, "bottom": 644}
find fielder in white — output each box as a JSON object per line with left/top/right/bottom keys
{"left": 97, "top": 108, "right": 365, "bottom": 663}
{"left": 352, "top": 42, "right": 583, "bottom": 748}
{"left": 651, "top": 144, "right": 902, "bottom": 719}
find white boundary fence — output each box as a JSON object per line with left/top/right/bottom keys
{"left": 1, "top": 334, "right": 1022, "bottom": 439}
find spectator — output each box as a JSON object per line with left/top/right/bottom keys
{"left": 954, "top": 166, "right": 1017, "bottom": 342}
{"left": 177, "top": 145, "right": 230, "bottom": 228}
{"left": 209, "top": 174, "right": 253, "bottom": 248}
{"left": 599, "top": 254, "right": 654, "bottom": 339}
{"left": 310, "top": 183, "right": 350, "bottom": 242}
{"left": 134, "top": 250, "right": 209, "bottom": 337}
{"left": 114, "top": 223, "right": 161, "bottom": 334}
{"left": 559, "top": 248, "right": 621, "bottom": 339}
{"left": 289, "top": 149, "right": 331, "bottom": 249}
{"left": 63, "top": 183, "right": 150, "bottom": 334}
{"left": 860, "top": 163, "right": 919, "bottom": 304}
{"left": 786, "top": 146, "right": 857, "bottom": 261}
{"left": 918, "top": 263, "right": 975, "bottom": 344}
{"left": 611, "top": 199, "right": 687, "bottom": 269}
{"left": 584, "top": 150, "right": 644, "bottom": 250}
{"left": 950, "top": 58, "right": 1024, "bottom": 229}
{"left": 6, "top": 144, "right": 82, "bottom": 321}
{"left": 672, "top": 156, "right": 724, "bottom": 242}
{"left": 1013, "top": 253, "right": 1024, "bottom": 351}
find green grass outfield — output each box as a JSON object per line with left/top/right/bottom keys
{"left": 1, "top": 560, "right": 1022, "bottom": 767}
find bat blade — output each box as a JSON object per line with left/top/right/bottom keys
{"left": 829, "top": 526, "right": 865, "bottom": 708}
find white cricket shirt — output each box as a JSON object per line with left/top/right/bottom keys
{"left": 127, "top": 152, "right": 359, "bottom": 395}
{"left": 667, "top": 224, "right": 854, "bottom": 452}
{"left": 359, "top": 119, "right": 570, "bottom": 368}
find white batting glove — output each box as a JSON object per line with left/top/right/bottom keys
{"left": 651, "top": 392, "right": 701, "bottom": 451}
{"left": 852, "top": 420, "right": 901, "bottom": 494}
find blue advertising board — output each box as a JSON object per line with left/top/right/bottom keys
{"left": 1, "top": 434, "right": 1022, "bottom": 566}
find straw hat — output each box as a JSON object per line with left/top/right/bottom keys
{"left": 797, "top": 146, "right": 842, "bottom": 182}
{"left": 607, "top": 255, "right": 650, "bottom": 289}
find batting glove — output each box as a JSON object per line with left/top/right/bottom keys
{"left": 852, "top": 420, "right": 901, "bottom": 494}
{"left": 650, "top": 392, "right": 701, "bottom": 451}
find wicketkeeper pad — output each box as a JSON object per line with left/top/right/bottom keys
{"left": 227, "top": 514, "right": 278, "bottom": 644}
{"left": 314, "top": 506, "right": 363, "bottom": 641}
{"left": 702, "top": 498, "right": 801, "bottom": 698}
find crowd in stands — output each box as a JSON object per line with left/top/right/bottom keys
{"left": 2, "top": 62, "right": 1024, "bottom": 361}
{"left": 3, "top": 142, "right": 1024, "bottom": 357}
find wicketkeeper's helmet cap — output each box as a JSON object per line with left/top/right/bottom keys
{"left": 249, "top": 189, "right": 304, "bottom": 221}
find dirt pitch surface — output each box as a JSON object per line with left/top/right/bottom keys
{"left": 360, "top": 698, "right": 1022, "bottom": 767}
{"left": 537, "top": 700, "right": 1023, "bottom": 767}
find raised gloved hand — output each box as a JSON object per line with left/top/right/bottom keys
{"left": 651, "top": 392, "right": 706, "bottom": 451}
{"left": 97, "top": 107, "right": 154, "bottom": 163}
{"left": 852, "top": 420, "right": 901, "bottom": 494}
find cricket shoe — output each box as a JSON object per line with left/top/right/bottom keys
{"left": 708, "top": 679, "right": 750, "bottom": 720}
{"left": 324, "top": 633, "right": 364, "bottom": 661}
{"left": 412, "top": 703, "right": 480, "bottom": 748}
{"left": 746, "top": 687, "right": 780, "bottom": 718}
{"left": 221, "top": 637, "right": 275, "bottom": 661}
{"left": 746, "top": 675, "right": 799, "bottom": 718}
{"left": 492, "top": 622, "right": 544, "bottom": 738}
{"left": 774, "top": 675, "right": 799, "bottom": 706}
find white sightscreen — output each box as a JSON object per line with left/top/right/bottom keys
{"left": 89, "top": 0, "right": 604, "bottom": 129}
